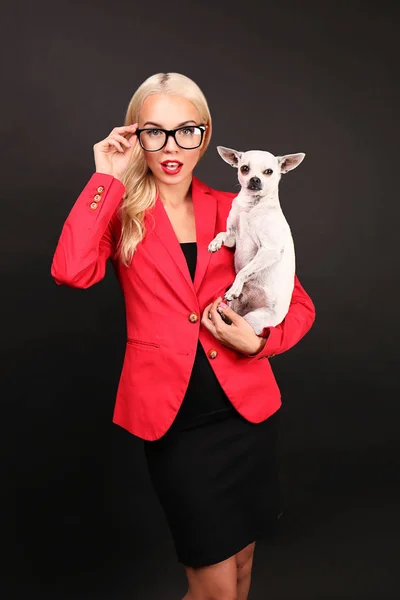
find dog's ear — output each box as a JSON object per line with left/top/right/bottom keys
{"left": 217, "top": 146, "right": 242, "bottom": 168}
{"left": 277, "top": 153, "right": 306, "bottom": 174}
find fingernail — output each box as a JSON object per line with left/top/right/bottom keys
{"left": 219, "top": 301, "right": 228, "bottom": 309}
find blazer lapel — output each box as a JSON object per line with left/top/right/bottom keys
{"left": 150, "top": 195, "right": 194, "bottom": 291}
{"left": 192, "top": 176, "right": 217, "bottom": 293}
{"left": 146, "top": 175, "right": 217, "bottom": 294}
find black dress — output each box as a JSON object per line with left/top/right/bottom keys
{"left": 143, "top": 242, "right": 282, "bottom": 568}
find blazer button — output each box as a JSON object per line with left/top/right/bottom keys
{"left": 97, "top": 186, "right": 105, "bottom": 193}
{"left": 208, "top": 349, "right": 218, "bottom": 359}
{"left": 93, "top": 194, "right": 102, "bottom": 202}
{"left": 90, "top": 202, "right": 98, "bottom": 210}
{"left": 188, "top": 312, "right": 199, "bottom": 323}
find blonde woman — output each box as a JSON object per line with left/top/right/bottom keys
{"left": 51, "top": 72, "right": 315, "bottom": 600}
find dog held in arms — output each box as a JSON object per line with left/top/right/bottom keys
{"left": 208, "top": 146, "right": 305, "bottom": 335}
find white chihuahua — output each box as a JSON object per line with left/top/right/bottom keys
{"left": 208, "top": 146, "right": 305, "bottom": 334}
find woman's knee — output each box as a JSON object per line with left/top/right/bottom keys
{"left": 235, "top": 541, "right": 255, "bottom": 582}
{"left": 236, "top": 556, "right": 253, "bottom": 583}
{"left": 184, "top": 557, "right": 238, "bottom": 600}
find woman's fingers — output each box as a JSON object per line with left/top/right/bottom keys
{"left": 209, "top": 297, "right": 224, "bottom": 325}
{"left": 95, "top": 124, "right": 138, "bottom": 152}
{"left": 109, "top": 124, "right": 139, "bottom": 151}
{"left": 202, "top": 298, "right": 225, "bottom": 336}
{"left": 105, "top": 138, "right": 124, "bottom": 153}
{"left": 111, "top": 124, "right": 138, "bottom": 142}
{"left": 111, "top": 124, "right": 138, "bottom": 135}
{"left": 93, "top": 124, "right": 139, "bottom": 176}
{"left": 202, "top": 303, "right": 216, "bottom": 332}
{"left": 109, "top": 133, "right": 133, "bottom": 149}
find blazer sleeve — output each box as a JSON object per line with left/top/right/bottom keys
{"left": 50, "top": 172, "right": 126, "bottom": 289}
{"left": 248, "top": 273, "right": 316, "bottom": 361}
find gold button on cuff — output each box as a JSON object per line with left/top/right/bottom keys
{"left": 97, "top": 186, "right": 105, "bottom": 193}
{"left": 93, "top": 194, "right": 102, "bottom": 202}
{"left": 90, "top": 202, "right": 98, "bottom": 210}
{"left": 208, "top": 349, "right": 218, "bottom": 359}
{"left": 188, "top": 312, "right": 199, "bottom": 323}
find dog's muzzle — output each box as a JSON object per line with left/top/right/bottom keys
{"left": 247, "top": 176, "right": 262, "bottom": 191}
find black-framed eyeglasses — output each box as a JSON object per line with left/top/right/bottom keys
{"left": 136, "top": 124, "right": 206, "bottom": 152}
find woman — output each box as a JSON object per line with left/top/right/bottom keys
{"left": 51, "top": 72, "right": 315, "bottom": 600}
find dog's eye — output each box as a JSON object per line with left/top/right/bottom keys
{"left": 264, "top": 168, "right": 273, "bottom": 175}
{"left": 240, "top": 165, "right": 249, "bottom": 173}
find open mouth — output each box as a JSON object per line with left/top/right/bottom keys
{"left": 161, "top": 161, "right": 183, "bottom": 175}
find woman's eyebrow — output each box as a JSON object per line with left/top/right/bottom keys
{"left": 142, "top": 120, "right": 197, "bottom": 128}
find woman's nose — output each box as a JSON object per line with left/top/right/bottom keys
{"left": 164, "top": 133, "right": 179, "bottom": 151}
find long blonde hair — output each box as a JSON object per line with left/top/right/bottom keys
{"left": 117, "top": 73, "right": 213, "bottom": 266}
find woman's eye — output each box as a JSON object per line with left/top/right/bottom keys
{"left": 240, "top": 165, "right": 249, "bottom": 173}
{"left": 181, "top": 127, "right": 195, "bottom": 135}
{"left": 147, "top": 129, "right": 161, "bottom": 136}
{"left": 264, "top": 168, "right": 273, "bottom": 175}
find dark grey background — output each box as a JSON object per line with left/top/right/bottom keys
{"left": 3, "top": 0, "right": 399, "bottom": 598}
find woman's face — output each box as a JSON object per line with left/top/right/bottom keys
{"left": 137, "top": 94, "right": 207, "bottom": 187}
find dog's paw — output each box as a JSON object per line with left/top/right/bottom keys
{"left": 251, "top": 324, "right": 264, "bottom": 336}
{"left": 208, "top": 239, "right": 223, "bottom": 253}
{"left": 224, "top": 291, "right": 236, "bottom": 302}
{"left": 224, "top": 285, "right": 242, "bottom": 301}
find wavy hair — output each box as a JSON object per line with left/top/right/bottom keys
{"left": 116, "top": 72, "right": 212, "bottom": 266}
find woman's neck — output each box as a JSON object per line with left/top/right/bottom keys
{"left": 157, "top": 174, "right": 193, "bottom": 208}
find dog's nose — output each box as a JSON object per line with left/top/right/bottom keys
{"left": 248, "top": 176, "right": 262, "bottom": 190}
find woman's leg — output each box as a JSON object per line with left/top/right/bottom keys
{"left": 181, "top": 541, "right": 256, "bottom": 600}
{"left": 182, "top": 555, "right": 238, "bottom": 600}
{"left": 235, "top": 541, "right": 256, "bottom": 600}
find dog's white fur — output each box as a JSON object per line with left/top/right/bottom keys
{"left": 208, "top": 146, "right": 305, "bottom": 334}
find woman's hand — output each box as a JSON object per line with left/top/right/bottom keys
{"left": 201, "top": 297, "right": 267, "bottom": 356}
{"left": 93, "top": 123, "right": 139, "bottom": 182}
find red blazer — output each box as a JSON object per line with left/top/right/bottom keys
{"left": 51, "top": 172, "right": 315, "bottom": 441}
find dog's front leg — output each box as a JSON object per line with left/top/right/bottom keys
{"left": 225, "top": 247, "right": 282, "bottom": 301}
{"left": 208, "top": 231, "right": 229, "bottom": 252}
{"left": 208, "top": 204, "right": 238, "bottom": 252}
{"left": 208, "top": 227, "right": 236, "bottom": 252}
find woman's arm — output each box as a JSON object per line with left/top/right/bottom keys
{"left": 50, "top": 172, "right": 125, "bottom": 289}
{"left": 250, "top": 274, "right": 316, "bottom": 360}
{"left": 202, "top": 274, "right": 315, "bottom": 357}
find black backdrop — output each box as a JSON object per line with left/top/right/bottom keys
{"left": 4, "top": 1, "right": 399, "bottom": 598}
